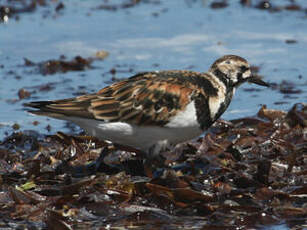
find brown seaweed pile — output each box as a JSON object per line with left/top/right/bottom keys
{"left": 23, "top": 52, "right": 109, "bottom": 75}
{"left": 0, "top": 103, "right": 306, "bottom": 229}
{"left": 0, "top": 0, "right": 65, "bottom": 23}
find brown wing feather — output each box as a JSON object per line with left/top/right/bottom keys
{"left": 24, "top": 94, "right": 98, "bottom": 119}
{"left": 93, "top": 71, "right": 199, "bottom": 125}
{"left": 25, "top": 71, "right": 204, "bottom": 126}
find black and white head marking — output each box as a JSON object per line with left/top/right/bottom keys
{"left": 209, "top": 55, "right": 252, "bottom": 88}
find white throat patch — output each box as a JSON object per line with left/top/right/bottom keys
{"left": 165, "top": 102, "right": 199, "bottom": 128}
{"left": 208, "top": 75, "right": 227, "bottom": 120}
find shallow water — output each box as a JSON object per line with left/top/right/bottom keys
{"left": 0, "top": 0, "right": 306, "bottom": 138}
{"left": 0, "top": 1, "right": 306, "bottom": 229}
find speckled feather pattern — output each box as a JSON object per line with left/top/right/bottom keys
{"left": 25, "top": 55, "right": 269, "bottom": 153}
{"left": 28, "top": 70, "right": 218, "bottom": 127}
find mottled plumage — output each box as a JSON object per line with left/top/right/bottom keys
{"left": 25, "top": 55, "right": 269, "bottom": 154}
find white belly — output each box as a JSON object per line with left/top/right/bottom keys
{"left": 68, "top": 117, "right": 202, "bottom": 152}
{"left": 62, "top": 101, "right": 203, "bottom": 153}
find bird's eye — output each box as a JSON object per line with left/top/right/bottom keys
{"left": 225, "top": 61, "right": 231, "bottom": 64}
{"left": 240, "top": 66, "right": 249, "bottom": 73}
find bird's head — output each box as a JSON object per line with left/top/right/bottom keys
{"left": 209, "top": 55, "right": 269, "bottom": 88}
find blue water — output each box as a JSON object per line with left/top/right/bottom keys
{"left": 0, "top": 0, "right": 306, "bottom": 139}
{"left": 0, "top": 1, "right": 306, "bottom": 229}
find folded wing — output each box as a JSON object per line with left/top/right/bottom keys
{"left": 25, "top": 71, "right": 205, "bottom": 126}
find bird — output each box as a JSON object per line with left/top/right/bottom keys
{"left": 24, "top": 55, "right": 269, "bottom": 155}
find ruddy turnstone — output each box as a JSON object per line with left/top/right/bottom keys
{"left": 25, "top": 55, "right": 269, "bottom": 155}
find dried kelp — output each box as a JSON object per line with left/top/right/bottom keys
{"left": 0, "top": 103, "right": 306, "bottom": 229}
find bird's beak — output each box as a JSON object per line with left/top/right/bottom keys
{"left": 248, "top": 75, "right": 270, "bottom": 87}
